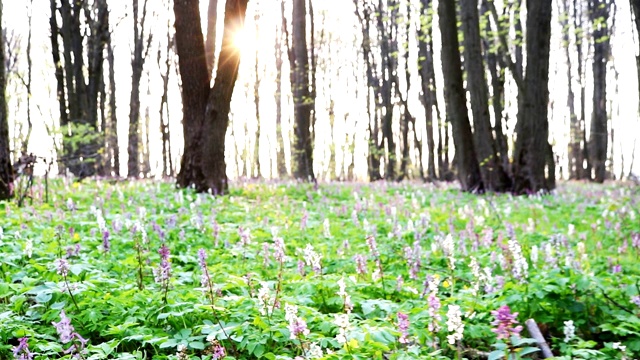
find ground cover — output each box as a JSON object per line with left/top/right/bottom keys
{"left": 0, "top": 179, "right": 639, "bottom": 359}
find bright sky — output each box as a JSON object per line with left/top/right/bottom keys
{"left": 2, "top": 0, "right": 639, "bottom": 180}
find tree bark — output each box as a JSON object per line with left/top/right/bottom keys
{"left": 276, "top": 1, "right": 287, "bottom": 177}
{"left": 461, "top": 0, "right": 511, "bottom": 192}
{"left": 205, "top": 0, "right": 219, "bottom": 75}
{"left": 418, "top": 0, "right": 437, "bottom": 181}
{"left": 106, "top": 38, "right": 120, "bottom": 176}
{"left": 174, "top": 0, "right": 248, "bottom": 194}
{"left": 0, "top": 0, "right": 14, "bottom": 200}
{"left": 253, "top": 8, "right": 262, "bottom": 179}
{"left": 439, "top": 0, "right": 483, "bottom": 192}
{"left": 512, "top": 0, "right": 554, "bottom": 194}
{"left": 588, "top": 0, "right": 611, "bottom": 183}
{"left": 291, "top": 0, "right": 315, "bottom": 181}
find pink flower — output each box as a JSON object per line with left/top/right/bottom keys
{"left": 491, "top": 305, "right": 523, "bottom": 340}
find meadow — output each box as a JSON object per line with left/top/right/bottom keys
{"left": 0, "top": 179, "right": 639, "bottom": 359}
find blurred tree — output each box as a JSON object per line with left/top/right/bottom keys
{"left": 174, "top": 0, "right": 248, "bottom": 194}
{"left": 49, "top": 0, "right": 109, "bottom": 178}
{"left": 0, "top": 0, "right": 13, "bottom": 200}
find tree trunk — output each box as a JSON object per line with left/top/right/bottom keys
{"left": 575, "top": 0, "right": 590, "bottom": 179}
{"left": 204, "top": 0, "right": 219, "bottom": 74}
{"left": 461, "top": 0, "right": 511, "bottom": 192}
{"left": 438, "top": 0, "right": 483, "bottom": 192}
{"left": 588, "top": 0, "right": 611, "bottom": 183}
{"left": 512, "top": 0, "right": 554, "bottom": 194}
{"left": 291, "top": 0, "right": 315, "bottom": 181}
{"left": 276, "top": 2, "right": 287, "bottom": 177}
{"left": 631, "top": 0, "right": 640, "bottom": 145}
{"left": 0, "top": 0, "right": 14, "bottom": 200}
{"left": 378, "top": 0, "right": 397, "bottom": 180}
{"left": 106, "top": 38, "right": 120, "bottom": 176}
{"left": 559, "top": 0, "right": 581, "bottom": 180}
{"left": 253, "top": 6, "right": 261, "bottom": 178}
{"left": 159, "top": 26, "right": 173, "bottom": 178}
{"left": 418, "top": 0, "right": 437, "bottom": 181}
{"left": 174, "top": 0, "right": 248, "bottom": 194}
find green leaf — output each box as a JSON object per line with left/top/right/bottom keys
{"left": 488, "top": 350, "right": 506, "bottom": 360}
{"left": 517, "top": 346, "right": 540, "bottom": 356}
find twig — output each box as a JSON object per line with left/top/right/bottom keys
{"left": 600, "top": 289, "right": 635, "bottom": 315}
{"left": 525, "top": 319, "right": 553, "bottom": 358}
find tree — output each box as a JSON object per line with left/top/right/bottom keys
{"left": 128, "top": 0, "right": 152, "bottom": 178}
{"left": 438, "top": 0, "right": 483, "bottom": 192}
{"left": 49, "top": 0, "right": 109, "bottom": 177}
{"left": 460, "top": 0, "right": 511, "bottom": 191}
{"left": 174, "top": 0, "right": 248, "bottom": 194}
{"left": 0, "top": 0, "right": 13, "bottom": 200}
{"left": 290, "top": 0, "right": 315, "bottom": 181}
{"left": 588, "top": 0, "right": 612, "bottom": 183}
{"left": 512, "top": 0, "right": 554, "bottom": 194}
{"left": 417, "top": 0, "right": 437, "bottom": 181}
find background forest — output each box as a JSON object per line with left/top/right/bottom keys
{"left": 0, "top": 0, "right": 638, "bottom": 195}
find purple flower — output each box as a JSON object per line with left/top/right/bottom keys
{"left": 55, "top": 258, "right": 69, "bottom": 277}
{"left": 12, "top": 337, "right": 33, "bottom": 360}
{"left": 366, "top": 235, "right": 379, "bottom": 258}
{"left": 353, "top": 254, "right": 367, "bottom": 275}
{"left": 273, "top": 237, "right": 285, "bottom": 263}
{"left": 397, "top": 312, "right": 410, "bottom": 344}
{"left": 611, "top": 264, "right": 622, "bottom": 273}
{"left": 153, "top": 244, "right": 172, "bottom": 284}
{"left": 52, "top": 310, "right": 74, "bottom": 343}
{"left": 491, "top": 305, "right": 523, "bottom": 340}
{"left": 300, "top": 211, "right": 308, "bottom": 230}
{"left": 297, "top": 260, "right": 305, "bottom": 276}
{"left": 631, "top": 295, "right": 640, "bottom": 307}
{"left": 197, "top": 248, "right": 208, "bottom": 269}
{"left": 102, "top": 230, "right": 111, "bottom": 253}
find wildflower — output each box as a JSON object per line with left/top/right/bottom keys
{"left": 334, "top": 314, "right": 350, "bottom": 344}
{"left": 353, "top": 254, "right": 367, "bottom": 275}
{"left": 306, "top": 343, "right": 323, "bottom": 359}
{"left": 102, "top": 230, "right": 110, "bottom": 253}
{"left": 257, "top": 282, "right": 274, "bottom": 316}
{"left": 530, "top": 245, "right": 538, "bottom": 265}
{"left": 446, "top": 304, "right": 464, "bottom": 345}
{"left": 442, "top": 234, "right": 455, "bottom": 270}
{"left": 66, "top": 198, "right": 75, "bottom": 211}
{"left": 563, "top": 320, "right": 575, "bottom": 342}
{"left": 52, "top": 310, "right": 87, "bottom": 355}
{"left": 631, "top": 295, "right": 640, "bottom": 307}
{"left": 24, "top": 238, "right": 33, "bottom": 258}
{"left": 396, "top": 312, "right": 410, "bottom": 344}
{"left": 273, "top": 236, "right": 286, "bottom": 263}
{"left": 176, "top": 344, "right": 188, "bottom": 360}
{"left": 508, "top": 238, "right": 528, "bottom": 281}
{"left": 303, "top": 244, "right": 322, "bottom": 274}
{"left": 396, "top": 275, "right": 404, "bottom": 291}
{"left": 425, "top": 275, "right": 442, "bottom": 332}
{"left": 323, "top": 218, "right": 332, "bottom": 238}
{"left": 337, "top": 277, "right": 353, "bottom": 313}
{"left": 132, "top": 221, "right": 148, "bottom": 244}
{"left": 206, "top": 337, "right": 226, "bottom": 359}
{"left": 297, "top": 260, "right": 305, "bottom": 276}
{"left": 238, "top": 226, "right": 252, "bottom": 246}
{"left": 366, "top": 235, "right": 379, "bottom": 258}
{"left": 300, "top": 210, "right": 308, "bottom": 230}
{"left": 12, "top": 337, "right": 33, "bottom": 360}
{"left": 285, "top": 303, "right": 310, "bottom": 339}
{"left": 351, "top": 210, "right": 360, "bottom": 226}
{"left": 153, "top": 244, "right": 172, "bottom": 285}
{"left": 490, "top": 305, "right": 523, "bottom": 340}
{"left": 469, "top": 256, "right": 481, "bottom": 295}
{"left": 55, "top": 258, "right": 69, "bottom": 278}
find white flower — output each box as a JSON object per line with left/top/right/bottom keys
{"left": 334, "top": 314, "right": 350, "bottom": 344}
{"left": 323, "top": 218, "right": 332, "bottom": 238}
{"left": 23, "top": 238, "right": 33, "bottom": 258}
{"left": 257, "top": 282, "right": 274, "bottom": 316}
{"left": 563, "top": 320, "right": 575, "bottom": 342}
{"left": 508, "top": 239, "right": 528, "bottom": 281}
{"left": 530, "top": 245, "right": 538, "bottom": 264}
{"left": 442, "top": 234, "right": 455, "bottom": 270}
{"left": 446, "top": 305, "right": 464, "bottom": 345}
{"left": 303, "top": 244, "right": 322, "bottom": 273}
{"left": 306, "top": 343, "right": 323, "bottom": 359}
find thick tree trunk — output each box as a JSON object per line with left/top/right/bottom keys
{"left": 378, "top": 0, "right": 397, "bottom": 180}
{"left": 512, "top": 0, "right": 554, "bottom": 194}
{"left": 175, "top": 0, "right": 248, "bottom": 194}
{"left": 461, "top": 0, "right": 511, "bottom": 192}
{"left": 0, "top": 0, "right": 14, "bottom": 200}
{"left": 439, "top": 0, "right": 483, "bottom": 192}
{"left": 291, "top": 0, "right": 315, "bottom": 181}
{"left": 588, "top": 0, "right": 611, "bottom": 183}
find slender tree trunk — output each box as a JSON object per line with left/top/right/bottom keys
{"left": 291, "top": 0, "right": 315, "bottom": 181}
{"left": 512, "top": 0, "right": 554, "bottom": 194}
{"left": 0, "top": 0, "right": 14, "bottom": 200}
{"left": 159, "top": 23, "right": 173, "bottom": 178}
{"left": 461, "top": 0, "right": 510, "bottom": 191}
{"left": 575, "top": 0, "right": 590, "bottom": 179}
{"left": 106, "top": 38, "right": 120, "bottom": 176}
{"left": 253, "top": 8, "right": 261, "bottom": 179}
{"left": 559, "top": 0, "right": 581, "bottom": 179}
{"left": 631, "top": 0, "right": 640, "bottom": 146}
{"left": 22, "top": 0, "right": 33, "bottom": 154}
{"left": 588, "top": 0, "right": 611, "bottom": 183}
{"left": 418, "top": 0, "right": 437, "bottom": 181}
{"left": 276, "top": 3, "right": 287, "bottom": 177}
{"left": 378, "top": 0, "right": 397, "bottom": 180}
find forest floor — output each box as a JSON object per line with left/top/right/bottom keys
{"left": 0, "top": 179, "right": 639, "bottom": 359}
